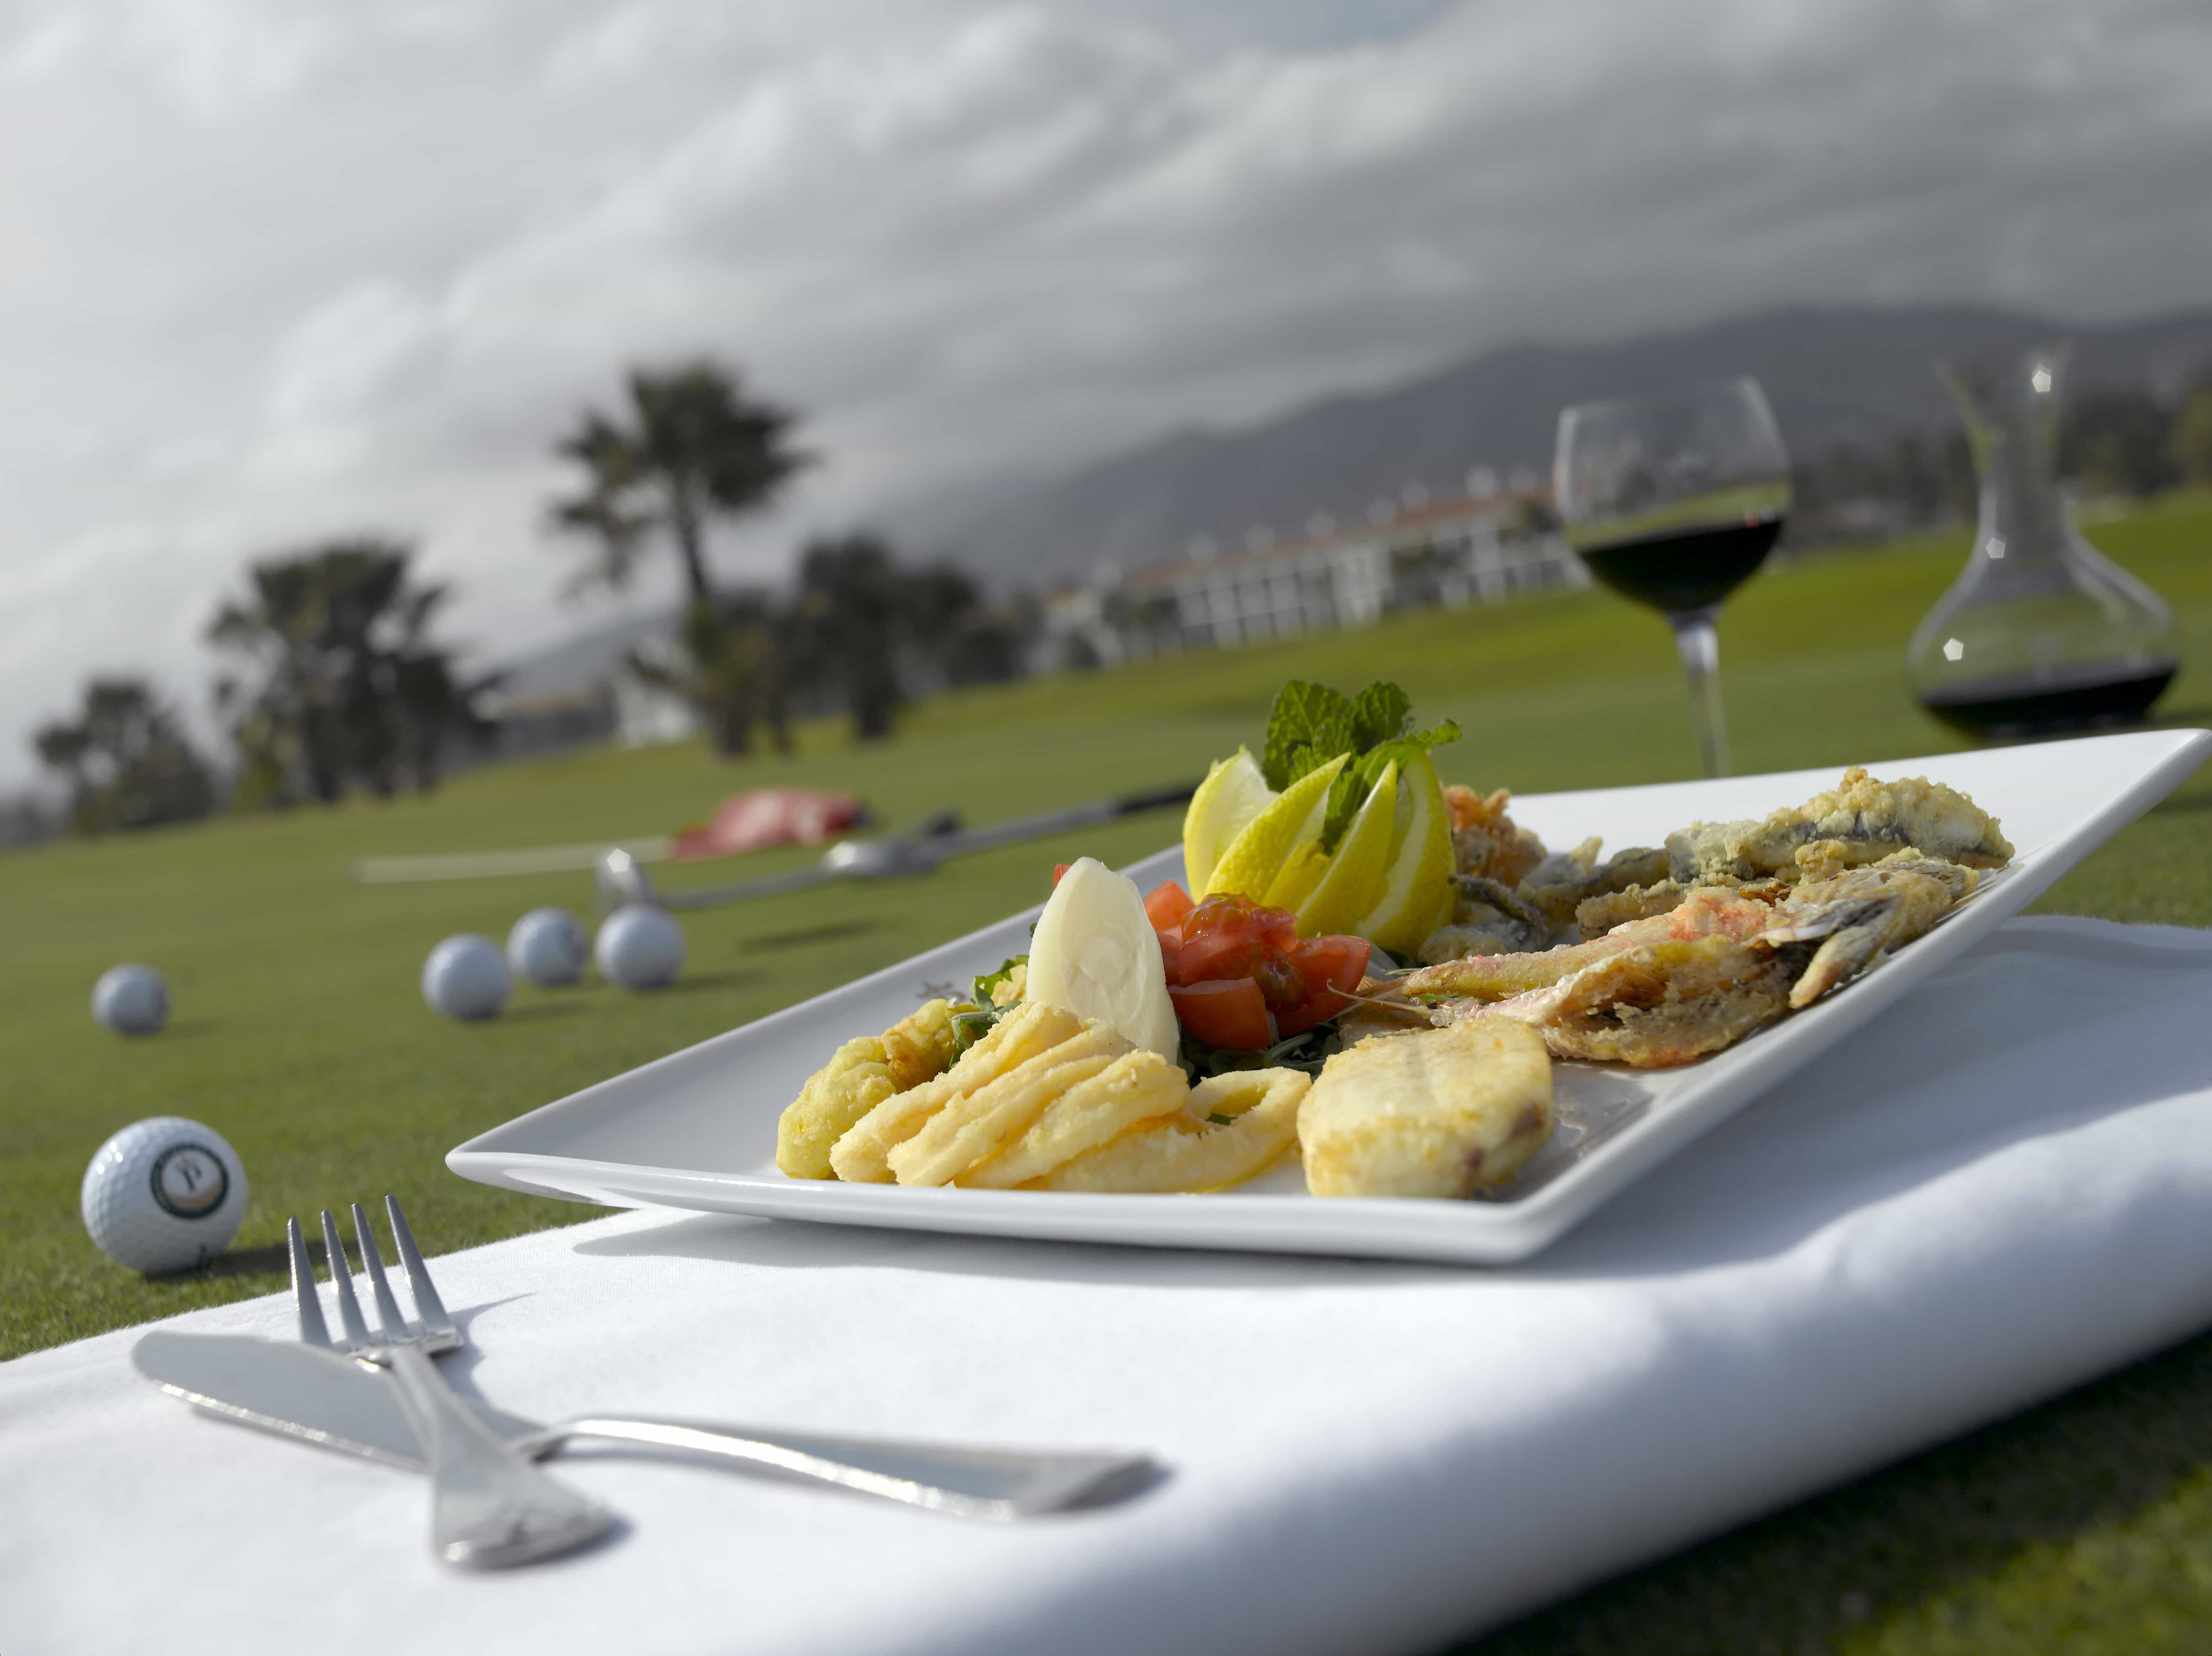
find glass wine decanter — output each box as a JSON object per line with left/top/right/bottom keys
{"left": 1908, "top": 344, "right": 2180, "bottom": 739}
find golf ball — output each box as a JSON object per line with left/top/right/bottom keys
{"left": 421, "top": 933, "right": 511, "bottom": 1021}
{"left": 595, "top": 904, "right": 686, "bottom": 990}
{"left": 92, "top": 963, "right": 169, "bottom": 1037}
{"left": 81, "top": 1116, "right": 249, "bottom": 1274}
{"left": 507, "top": 907, "right": 589, "bottom": 987}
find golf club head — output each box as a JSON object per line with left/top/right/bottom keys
{"left": 821, "top": 837, "right": 949, "bottom": 880}
{"left": 594, "top": 847, "right": 661, "bottom": 913}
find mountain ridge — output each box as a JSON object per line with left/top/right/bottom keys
{"left": 905, "top": 301, "right": 2212, "bottom": 589}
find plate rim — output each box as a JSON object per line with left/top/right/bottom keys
{"left": 449, "top": 727, "right": 2212, "bottom": 1264}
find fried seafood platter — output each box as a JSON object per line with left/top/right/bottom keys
{"left": 774, "top": 679, "right": 2016, "bottom": 1207}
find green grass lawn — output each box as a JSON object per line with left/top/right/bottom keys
{"left": 4, "top": 493, "right": 2209, "bottom": 1651}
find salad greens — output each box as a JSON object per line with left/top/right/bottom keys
{"left": 947, "top": 956, "right": 1026, "bottom": 1054}
{"left": 1260, "top": 679, "right": 1460, "bottom": 853}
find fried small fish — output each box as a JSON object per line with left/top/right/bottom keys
{"left": 1667, "top": 767, "right": 2013, "bottom": 884}
{"left": 1474, "top": 934, "right": 1798, "bottom": 1068}
{"left": 1444, "top": 785, "right": 1549, "bottom": 886}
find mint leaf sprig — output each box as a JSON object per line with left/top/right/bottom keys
{"left": 1260, "top": 679, "right": 1459, "bottom": 852}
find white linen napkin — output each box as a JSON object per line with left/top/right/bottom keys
{"left": 4, "top": 916, "right": 2210, "bottom": 1656}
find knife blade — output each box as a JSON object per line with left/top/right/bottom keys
{"left": 132, "top": 1330, "right": 536, "bottom": 1470}
{"left": 131, "top": 1330, "right": 1161, "bottom": 1516}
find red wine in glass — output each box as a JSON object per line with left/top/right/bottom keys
{"left": 1555, "top": 380, "right": 1793, "bottom": 777}
{"left": 1575, "top": 516, "right": 1784, "bottom": 616}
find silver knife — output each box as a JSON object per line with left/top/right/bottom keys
{"left": 132, "top": 1331, "right": 1156, "bottom": 1520}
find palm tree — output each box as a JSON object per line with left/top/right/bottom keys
{"left": 549, "top": 360, "right": 808, "bottom": 756}
{"left": 550, "top": 360, "right": 808, "bottom": 603}
{"left": 31, "top": 678, "right": 215, "bottom": 833}
{"left": 208, "top": 540, "right": 483, "bottom": 804}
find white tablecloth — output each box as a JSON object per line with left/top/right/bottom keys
{"left": 5, "top": 916, "right": 2211, "bottom": 1656}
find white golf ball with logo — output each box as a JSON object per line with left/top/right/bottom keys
{"left": 507, "top": 907, "right": 589, "bottom": 987}
{"left": 81, "top": 1116, "right": 249, "bottom": 1274}
{"left": 595, "top": 904, "right": 686, "bottom": 990}
{"left": 422, "top": 933, "right": 511, "bottom": 1020}
{"left": 92, "top": 963, "right": 170, "bottom": 1036}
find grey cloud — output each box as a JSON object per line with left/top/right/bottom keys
{"left": 1, "top": 0, "right": 2208, "bottom": 781}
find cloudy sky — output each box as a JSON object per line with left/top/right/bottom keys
{"left": 3, "top": 0, "right": 2208, "bottom": 784}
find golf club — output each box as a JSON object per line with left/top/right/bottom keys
{"left": 593, "top": 783, "right": 1197, "bottom": 913}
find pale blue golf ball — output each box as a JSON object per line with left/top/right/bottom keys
{"left": 595, "top": 904, "right": 685, "bottom": 990}
{"left": 507, "top": 907, "right": 589, "bottom": 987}
{"left": 421, "top": 933, "right": 510, "bottom": 1021}
{"left": 92, "top": 964, "right": 169, "bottom": 1037}
{"left": 82, "top": 1116, "right": 248, "bottom": 1274}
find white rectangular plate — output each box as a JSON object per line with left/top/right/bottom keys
{"left": 449, "top": 729, "right": 2210, "bottom": 1263}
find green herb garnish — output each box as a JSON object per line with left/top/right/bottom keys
{"left": 947, "top": 956, "right": 1027, "bottom": 1054}
{"left": 1260, "top": 678, "right": 1460, "bottom": 853}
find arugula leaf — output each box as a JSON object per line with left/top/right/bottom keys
{"left": 949, "top": 956, "right": 1027, "bottom": 1054}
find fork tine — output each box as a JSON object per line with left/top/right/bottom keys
{"left": 319, "top": 1209, "right": 372, "bottom": 1351}
{"left": 351, "top": 1201, "right": 409, "bottom": 1342}
{"left": 385, "top": 1196, "right": 456, "bottom": 1338}
{"left": 286, "top": 1215, "right": 331, "bottom": 1349}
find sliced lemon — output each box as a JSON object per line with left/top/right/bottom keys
{"left": 1181, "top": 748, "right": 1275, "bottom": 896}
{"left": 1357, "top": 751, "right": 1455, "bottom": 955}
{"left": 1203, "top": 753, "right": 1349, "bottom": 901}
{"left": 1295, "top": 760, "right": 1398, "bottom": 936}
{"left": 1261, "top": 845, "right": 1330, "bottom": 912}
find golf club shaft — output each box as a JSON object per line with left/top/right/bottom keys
{"left": 657, "top": 781, "right": 1199, "bottom": 910}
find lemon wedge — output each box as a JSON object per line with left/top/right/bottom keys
{"left": 1295, "top": 760, "right": 1398, "bottom": 937}
{"left": 1203, "top": 753, "right": 1348, "bottom": 901}
{"left": 1024, "top": 857, "right": 1181, "bottom": 1063}
{"left": 1357, "top": 752, "right": 1455, "bottom": 955}
{"left": 1181, "top": 748, "right": 1275, "bottom": 896}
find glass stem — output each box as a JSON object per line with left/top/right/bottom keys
{"left": 1670, "top": 608, "right": 1731, "bottom": 778}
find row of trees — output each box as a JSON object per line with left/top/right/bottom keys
{"left": 548, "top": 361, "right": 1023, "bottom": 757}
{"left": 28, "top": 356, "right": 1025, "bottom": 835}
{"left": 1790, "top": 377, "right": 2212, "bottom": 544}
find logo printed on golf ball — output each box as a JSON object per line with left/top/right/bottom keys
{"left": 150, "top": 1143, "right": 230, "bottom": 1218}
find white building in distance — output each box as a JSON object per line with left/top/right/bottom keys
{"left": 1044, "top": 483, "right": 1584, "bottom": 667}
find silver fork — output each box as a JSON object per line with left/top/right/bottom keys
{"left": 289, "top": 1198, "right": 614, "bottom": 1569}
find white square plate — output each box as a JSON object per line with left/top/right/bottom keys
{"left": 449, "top": 729, "right": 2210, "bottom": 1264}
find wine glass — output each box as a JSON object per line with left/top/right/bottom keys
{"left": 1553, "top": 378, "right": 1793, "bottom": 777}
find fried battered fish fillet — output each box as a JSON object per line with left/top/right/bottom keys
{"left": 1300, "top": 1020, "right": 1554, "bottom": 1197}
{"left": 775, "top": 997, "right": 967, "bottom": 1179}
{"left": 1667, "top": 766, "right": 2013, "bottom": 885}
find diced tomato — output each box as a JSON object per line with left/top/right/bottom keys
{"left": 1183, "top": 892, "right": 1299, "bottom": 954}
{"left": 1290, "top": 935, "right": 1372, "bottom": 997}
{"left": 1168, "top": 978, "right": 1274, "bottom": 1051}
{"left": 1154, "top": 925, "right": 1184, "bottom": 982}
{"left": 1144, "top": 880, "right": 1196, "bottom": 929}
{"left": 1053, "top": 863, "right": 1072, "bottom": 888}
{"left": 1274, "top": 935, "right": 1373, "bottom": 1035}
